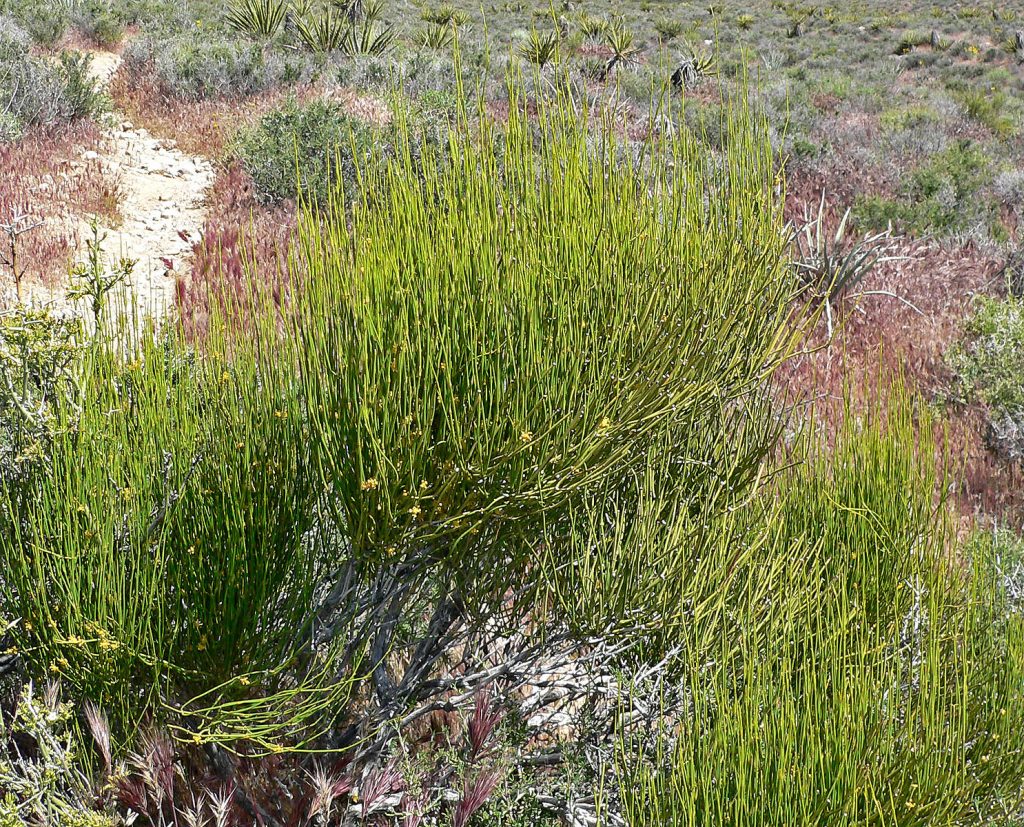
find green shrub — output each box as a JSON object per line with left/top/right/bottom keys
{"left": 0, "top": 21, "right": 106, "bottom": 132}
{"left": 73, "top": 0, "right": 126, "bottom": 48}
{"left": 0, "top": 1, "right": 69, "bottom": 45}
{"left": 231, "top": 98, "right": 383, "bottom": 205}
{"left": 0, "top": 78, "right": 801, "bottom": 745}
{"left": 614, "top": 392, "right": 1024, "bottom": 824}
{"left": 854, "top": 140, "right": 992, "bottom": 236}
{"left": 958, "top": 86, "right": 1016, "bottom": 138}
{"left": 949, "top": 295, "right": 1024, "bottom": 459}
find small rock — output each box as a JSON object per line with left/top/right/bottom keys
{"left": 121, "top": 121, "right": 134, "bottom": 131}
{"left": 83, "top": 150, "right": 99, "bottom": 161}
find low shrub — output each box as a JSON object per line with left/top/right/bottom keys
{"left": 122, "top": 34, "right": 313, "bottom": 101}
{"left": 853, "top": 140, "right": 992, "bottom": 236}
{"left": 0, "top": 19, "right": 106, "bottom": 132}
{"left": 0, "top": 0, "right": 69, "bottom": 45}
{"left": 950, "top": 294, "right": 1024, "bottom": 460}
{"left": 958, "top": 86, "right": 1017, "bottom": 138}
{"left": 72, "top": 0, "right": 127, "bottom": 49}
{"left": 230, "top": 98, "right": 384, "bottom": 205}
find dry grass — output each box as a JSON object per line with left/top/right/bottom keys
{"left": 0, "top": 122, "right": 121, "bottom": 294}
{"left": 779, "top": 183, "right": 1013, "bottom": 518}
{"left": 108, "top": 65, "right": 323, "bottom": 159}
{"left": 176, "top": 162, "right": 297, "bottom": 338}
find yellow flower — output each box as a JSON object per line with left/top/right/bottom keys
{"left": 274, "top": 409, "right": 287, "bottom": 419}
{"left": 49, "top": 663, "right": 60, "bottom": 673}
{"left": 520, "top": 430, "right": 533, "bottom": 443}
{"left": 408, "top": 505, "right": 422, "bottom": 518}
{"left": 76, "top": 504, "right": 87, "bottom": 514}
{"left": 361, "top": 477, "right": 379, "bottom": 491}
{"left": 598, "top": 416, "right": 611, "bottom": 430}
{"left": 197, "top": 634, "right": 208, "bottom": 652}
{"left": 238, "top": 676, "right": 251, "bottom": 686}
{"left": 3, "top": 647, "right": 17, "bottom": 655}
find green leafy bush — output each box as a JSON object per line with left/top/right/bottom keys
{"left": 0, "top": 1, "right": 69, "bottom": 45}
{"left": 231, "top": 98, "right": 384, "bottom": 205}
{"left": 949, "top": 295, "right": 1024, "bottom": 460}
{"left": 959, "top": 86, "right": 1017, "bottom": 138}
{"left": 73, "top": 0, "right": 127, "bottom": 48}
{"left": 854, "top": 140, "right": 992, "bottom": 236}
{"left": 0, "top": 20, "right": 106, "bottom": 133}
{"left": 953, "top": 295, "right": 1024, "bottom": 413}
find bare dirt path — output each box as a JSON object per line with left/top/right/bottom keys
{"left": 72, "top": 50, "right": 214, "bottom": 318}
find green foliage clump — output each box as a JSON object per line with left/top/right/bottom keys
{"left": 71, "top": 0, "right": 127, "bottom": 48}
{"left": 231, "top": 98, "right": 383, "bottom": 205}
{"left": 952, "top": 295, "right": 1024, "bottom": 414}
{"left": 0, "top": 682, "right": 115, "bottom": 827}
{"left": 949, "top": 294, "right": 1024, "bottom": 460}
{"left": 854, "top": 140, "right": 992, "bottom": 236}
{"left": 614, "top": 395, "right": 1024, "bottom": 824}
{"left": 0, "top": 19, "right": 106, "bottom": 134}
{"left": 0, "top": 1, "right": 69, "bottom": 45}
{"left": 958, "top": 86, "right": 1017, "bottom": 138}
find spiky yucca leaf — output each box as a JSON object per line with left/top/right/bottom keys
{"left": 517, "top": 29, "right": 560, "bottom": 67}
{"left": 225, "top": 0, "right": 287, "bottom": 39}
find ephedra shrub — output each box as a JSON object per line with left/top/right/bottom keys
{"left": 0, "top": 71, "right": 803, "bottom": 748}
{"left": 2, "top": 69, "right": 1022, "bottom": 827}
{"left": 610, "top": 392, "right": 1024, "bottom": 824}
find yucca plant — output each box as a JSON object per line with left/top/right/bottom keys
{"left": 342, "top": 0, "right": 395, "bottom": 55}
{"left": 792, "top": 192, "right": 901, "bottom": 336}
{"left": 417, "top": 21, "right": 455, "bottom": 50}
{"left": 225, "top": 0, "right": 287, "bottom": 39}
{"left": 599, "top": 24, "right": 641, "bottom": 79}
{"left": 331, "top": 0, "right": 364, "bottom": 21}
{"left": 653, "top": 16, "right": 683, "bottom": 42}
{"left": 295, "top": 6, "right": 347, "bottom": 53}
{"left": 517, "top": 29, "right": 560, "bottom": 68}
{"left": 421, "top": 2, "right": 469, "bottom": 27}
{"left": 670, "top": 46, "right": 716, "bottom": 89}
{"left": 576, "top": 11, "right": 608, "bottom": 38}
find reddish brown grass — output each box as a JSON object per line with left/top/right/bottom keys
{"left": 176, "top": 162, "right": 298, "bottom": 338}
{"left": 779, "top": 181, "right": 1015, "bottom": 519}
{"left": 0, "top": 123, "right": 121, "bottom": 295}
{"left": 108, "top": 65, "right": 323, "bottom": 159}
